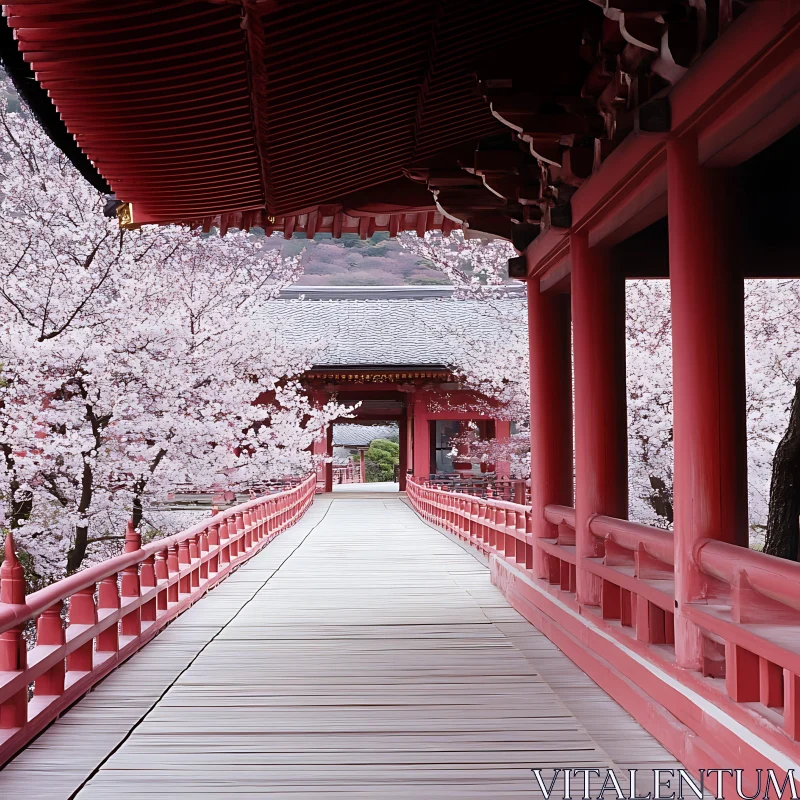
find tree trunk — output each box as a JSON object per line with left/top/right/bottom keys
{"left": 66, "top": 460, "right": 93, "bottom": 575}
{"left": 66, "top": 524, "right": 88, "bottom": 575}
{"left": 1, "top": 443, "right": 33, "bottom": 530}
{"left": 132, "top": 493, "right": 143, "bottom": 530}
{"left": 764, "top": 378, "right": 800, "bottom": 560}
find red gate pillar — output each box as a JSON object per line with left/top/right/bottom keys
{"left": 571, "top": 234, "right": 628, "bottom": 606}
{"left": 668, "top": 133, "right": 748, "bottom": 669}
{"left": 359, "top": 450, "right": 367, "bottom": 484}
{"left": 324, "top": 424, "right": 334, "bottom": 493}
{"left": 398, "top": 417, "right": 409, "bottom": 490}
{"left": 412, "top": 393, "right": 430, "bottom": 480}
{"left": 311, "top": 390, "right": 328, "bottom": 491}
{"left": 527, "top": 279, "right": 574, "bottom": 580}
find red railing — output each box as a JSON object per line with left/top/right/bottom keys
{"left": 424, "top": 475, "right": 529, "bottom": 504}
{"left": 333, "top": 461, "right": 361, "bottom": 484}
{"left": 407, "top": 477, "right": 800, "bottom": 764}
{"left": 0, "top": 474, "right": 316, "bottom": 765}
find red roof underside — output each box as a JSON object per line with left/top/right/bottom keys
{"left": 4, "top": 0, "right": 584, "bottom": 231}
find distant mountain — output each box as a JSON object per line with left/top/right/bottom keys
{"left": 261, "top": 234, "right": 451, "bottom": 286}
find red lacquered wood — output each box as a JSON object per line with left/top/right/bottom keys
{"left": 33, "top": 603, "right": 65, "bottom": 697}
{"left": 668, "top": 131, "right": 748, "bottom": 669}
{"left": 571, "top": 233, "right": 628, "bottom": 606}
{"left": 120, "top": 521, "right": 142, "bottom": 637}
{"left": 0, "top": 537, "right": 26, "bottom": 728}
{"left": 96, "top": 575, "right": 120, "bottom": 654}
{"left": 527, "top": 279, "right": 573, "bottom": 580}
{"left": 66, "top": 586, "right": 97, "bottom": 673}
{"left": 140, "top": 555, "right": 157, "bottom": 624}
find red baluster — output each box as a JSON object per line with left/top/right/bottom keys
{"left": 178, "top": 539, "right": 191, "bottom": 594}
{"left": 96, "top": 574, "right": 120, "bottom": 653}
{"left": 189, "top": 534, "right": 201, "bottom": 588}
{"left": 487, "top": 507, "right": 497, "bottom": 550}
{"left": 243, "top": 509, "right": 253, "bottom": 550}
{"left": 208, "top": 522, "right": 220, "bottom": 574}
{"left": 525, "top": 511, "right": 534, "bottom": 570}
{"left": 67, "top": 585, "right": 97, "bottom": 672}
{"left": 227, "top": 515, "right": 238, "bottom": 559}
{"left": 155, "top": 550, "right": 169, "bottom": 610}
{"left": 120, "top": 520, "right": 141, "bottom": 637}
{"left": 140, "top": 554, "right": 157, "bottom": 622}
{"left": 254, "top": 504, "right": 264, "bottom": 542}
{"left": 167, "top": 544, "right": 179, "bottom": 603}
{"left": 35, "top": 601, "right": 65, "bottom": 696}
{"left": 234, "top": 512, "right": 245, "bottom": 556}
{"left": 0, "top": 534, "right": 28, "bottom": 729}
{"left": 219, "top": 518, "right": 231, "bottom": 566}
{"left": 198, "top": 528, "right": 209, "bottom": 581}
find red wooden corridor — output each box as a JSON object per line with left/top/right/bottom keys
{"left": 0, "top": 494, "right": 684, "bottom": 798}
{"left": 0, "top": 0, "right": 798, "bottom": 794}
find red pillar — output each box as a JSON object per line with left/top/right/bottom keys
{"left": 324, "top": 424, "right": 333, "bottom": 493}
{"left": 412, "top": 393, "right": 430, "bottom": 479}
{"left": 527, "top": 279, "right": 574, "bottom": 579}
{"left": 398, "top": 417, "right": 408, "bottom": 490}
{"left": 405, "top": 399, "right": 414, "bottom": 477}
{"left": 359, "top": 450, "right": 367, "bottom": 483}
{"left": 571, "top": 233, "right": 628, "bottom": 606}
{"left": 668, "top": 133, "right": 748, "bottom": 669}
{"left": 311, "top": 390, "right": 328, "bottom": 491}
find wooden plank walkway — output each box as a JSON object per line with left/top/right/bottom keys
{"left": 0, "top": 496, "right": 680, "bottom": 799}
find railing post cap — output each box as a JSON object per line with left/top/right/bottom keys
{"left": 1, "top": 533, "right": 26, "bottom": 604}
{"left": 125, "top": 518, "right": 142, "bottom": 553}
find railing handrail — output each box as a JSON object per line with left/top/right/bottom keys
{"left": 590, "top": 514, "right": 674, "bottom": 565}
{"left": 0, "top": 476, "right": 314, "bottom": 635}
{"left": 543, "top": 503, "right": 576, "bottom": 529}
{"left": 413, "top": 478, "right": 529, "bottom": 514}
{"left": 695, "top": 536, "right": 800, "bottom": 612}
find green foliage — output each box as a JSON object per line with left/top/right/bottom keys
{"left": 364, "top": 438, "right": 399, "bottom": 483}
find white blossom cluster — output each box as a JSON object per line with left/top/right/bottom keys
{"left": 0, "top": 96, "right": 346, "bottom": 583}
{"left": 396, "top": 230, "right": 516, "bottom": 300}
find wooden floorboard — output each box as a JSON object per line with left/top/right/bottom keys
{"left": 0, "top": 496, "right": 681, "bottom": 798}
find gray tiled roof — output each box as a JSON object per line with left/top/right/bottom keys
{"left": 333, "top": 424, "right": 399, "bottom": 447}
{"left": 265, "top": 288, "right": 524, "bottom": 367}
{"left": 279, "top": 285, "right": 525, "bottom": 301}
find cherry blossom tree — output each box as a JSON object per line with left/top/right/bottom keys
{"left": 397, "top": 230, "right": 516, "bottom": 299}
{"left": 744, "top": 279, "right": 800, "bottom": 553}
{"left": 0, "top": 92, "right": 345, "bottom": 583}
{"left": 625, "top": 278, "right": 800, "bottom": 544}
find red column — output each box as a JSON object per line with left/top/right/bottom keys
{"left": 412, "top": 393, "right": 430, "bottom": 479}
{"left": 571, "top": 234, "right": 628, "bottom": 606}
{"left": 527, "top": 279, "right": 574, "bottom": 579}
{"left": 311, "top": 390, "right": 328, "bottom": 491}
{"left": 398, "top": 417, "right": 409, "bottom": 490}
{"left": 359, "top": 450, "right": 367, "bottom": 483}
{"left": 668, "top": 133, "right": 748, "bottom": 669}
{"left": 324, "top": 424, "right": 333, "bottom": 493}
